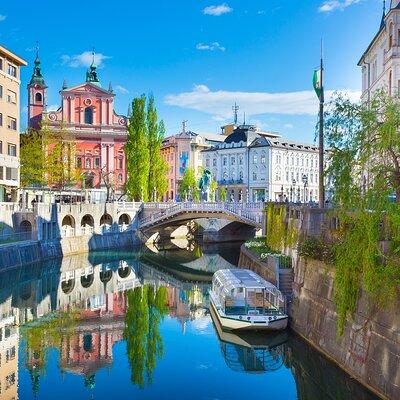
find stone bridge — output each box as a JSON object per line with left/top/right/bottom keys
{"left": 139, "top": 202, "right": 264, "bottom": 242}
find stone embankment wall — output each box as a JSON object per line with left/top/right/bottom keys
{"left": 0, "top": 232, "right": 139, "bottom": 271}
{"left": 238, "top": 245, "right": 293, "bottom": 296}
{"left": 290, "top": 257, "right": 400, "bottom": 400}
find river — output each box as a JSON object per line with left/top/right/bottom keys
{"left": 0, "top": 241, "right": 379, "bottom": 399}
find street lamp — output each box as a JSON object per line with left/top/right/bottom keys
{"left": 302, "top": 174, "right": 308, "bottom": 203}
{"left": 290, "top": 179, "right": 296, "bottom": 203}
{"left": 280, "top": 185, "right": 284, "bottom": 203}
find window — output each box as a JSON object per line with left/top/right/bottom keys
{"left": 206, "top": 158, "right": 210, "bottom": 167}
{"left": 252, "top": 171, "right": 257, "bottom": 181}
{"left": 213, "top": 158, "right": 217, "bottom": 167}
{"left": 6, "top": 347, "right": 15, "bottom": 362}
{"left": 7, "top": 143, "right": 16, "bottom": 157}
{"left": 0, "top": 166, "right": 3, "bottom": 180}
{"left": 0, "top": 141, "right": 2, "bottom": 153}
{"left": 84, "top": 107, "right": 93, "bottom": 124}
{"left": 261, "top": 154, "right": 266, "bottom": 164}
{"left": 6, "top": 167, "right": 17, "bottom": 181}
{"left": 7, "top": 64, "right": 17, "bottom": 77}
{"left": 5, "top": 373, "right": 15, "bottom": 389}
{"left": 231, "top": 156, "right": 235, "bottom": 165}
{"left": 35, "top": 92, "right": 42, "bottom": 103}
{"left": 117, "top": 158, "right": 123, "bottom": 169}
{"left": 239, "top": 170, "right": 243, "bottom": 180}
{"left": 85, "top": 158, "right": 91, "bottom": 169}
{"left": 239, "top": 156, "right": 243, "bottom": 165}
{"left": 223, "top": 157, "right": 227, "bottom": 166}
{"left": 0, "top": 58, "right": 2, "bottom": 70}
{"left": 118, "top": 173, "right": 123, "bottom": 183}
{"left": 95, "top": 157, "right": 101, "bottom": 168}
{"left": 0, "top": 113, "right": 3, "bottom": 127}
{"left": 76, "top": 157, "right": 82, "bottom": 168}
{"left": 253, "top": 154, "right": 258, "bottom": 164}
{"left": 0, "top": 85, "right": 3, "bottom": 98}
{"left": 7, "top": 117, "right": 16, "bottom": 130}
{"left": 7, "top": 90, "right": 16, "bottom": 104}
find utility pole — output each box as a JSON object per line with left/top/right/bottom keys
{"left": 318, "top": 40, "right": 325, "bottom": 208}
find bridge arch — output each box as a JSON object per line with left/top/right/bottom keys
{"left": 118, "top": 213, "right": 131, "bottom": 225}
{"left": 62, "top": 215, "right": 75, "bottom": 229}
{"left": 81, "top": 273, "right": 94, "bottom": 288}
{"left": 100, "top": 213, "right": 113, "bottom": 226}
{"left": 81, "top": 214, "right": 94, "bottom": 227}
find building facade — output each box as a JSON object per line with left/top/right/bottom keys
{"left": 27, "top": 52, "right": 128, "bottom": 193}
{"left": 359, "top": 1, "right": 400, "bottom": 101}
{"left": 160, "top": 127, "right": 224, "bottom": 201}
{"left": 0, "top": 46, "right": 27, "bottom": 202}
{"left": 201, "top": 125, "right": 320, "bottom": 203}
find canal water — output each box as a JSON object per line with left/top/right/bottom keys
{"left": 0, "top": 241, "right": 379, "bottom": 400}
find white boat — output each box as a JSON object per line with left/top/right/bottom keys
{"left": 209, "top": 269, "right": 288, "bottom": 331}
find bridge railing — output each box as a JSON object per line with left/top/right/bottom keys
{"left": 139, "top": 202, "right": 264, "bottom": 228}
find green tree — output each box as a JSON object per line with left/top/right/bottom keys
{"left": 126, "top": 95, "right": 150, "bottom": 201}
{"left": 20, "top": 129, "right": 46, "bottom": 187}
{"left": 146, "top": 96, "right": 168, "bottom": 200}
{"left": 219, "top": 186, "right": 227, "bottom": 202}
{"left": 124, "top": 285, "right": 168, "bottom": 388}
{"left": 210, "top": 180, "right": 218, "bottom": 202}
{"left": 178, "top": 167, "right": 199, "bottom": 201}
{"left": 324, "top": 90, "right": 400, "bottom": 335}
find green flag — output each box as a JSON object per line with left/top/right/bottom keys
{"left": 313, "top": 69, "right": 323, "bottom": 100}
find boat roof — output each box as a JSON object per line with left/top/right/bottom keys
{"left": 214, "top": 269, "right": 276, "bottom": 290}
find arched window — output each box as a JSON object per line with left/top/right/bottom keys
{"left": 35, "top": 92, "right": 42, "bottom": 103}
{"left": 84, "top": 107, "right": 93, "bottom": 124}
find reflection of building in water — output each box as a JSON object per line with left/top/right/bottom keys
{"left": 59, "top": 292, "right": 127, "bottom": 387}
{"left": 167, "top": 286, "right": 208, "bottom": 333}
{"left": 0, "top": 302, "right": 19, "bottom": 400}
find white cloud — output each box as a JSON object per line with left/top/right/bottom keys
{"left": 203, "top": 3, "right": 232, "bottom": 16}
{"left": 115, "top": 85, "right": 129, "bottom": 94}
{"left": 0, "top": 15, "right": 6, "bottom": 22}
{"left": 284, "top": 123, "right": 294, "bottom": 129}
{"left": 47, "top": 104, "right": 59, "bottom": 112}
{"left": 165, "top": 84, "right": 361, "bottom": 119}
{"left": 196, "top": 42, "right": 225, "bottom": 52}
{"left": 318, "top": 0, "right": 360, "bottom": 13}
{"left": 61, "top": 51, "right": 111, "bottom": 68}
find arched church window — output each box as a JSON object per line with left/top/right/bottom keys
{"left": 35, "top": 92, "right": 42, "bottom": 103}
{"left": 84, "top": 107, "right": 93, "bottom": 124}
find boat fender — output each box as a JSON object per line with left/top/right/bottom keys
{"left": 268, "top": 317, "right": 272, "bottom": 321}
{"left": 239, "top": 316, "right": 243, "bottom": 320}
{"left": 247, "top": 316, "right": 251, "bottom": 321}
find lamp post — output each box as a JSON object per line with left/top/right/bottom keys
{"left": 280, "top": 185, "right": 284, "bottom": 203}
{"left": 302, "top": 174, "right": 308, "bottom": 203}
{"left": 291, "top": 179, "right": 296, "bottom": 202}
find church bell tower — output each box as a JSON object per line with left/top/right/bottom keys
{"left": 28, "top": 48, "right": 47, "bottom": 130}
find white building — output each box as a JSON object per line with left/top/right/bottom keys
{"left": 201, "top": 125, "right": 320, "bottom": 203}
{"left": 359, "top": 1, "right": 400, "bottom": 101}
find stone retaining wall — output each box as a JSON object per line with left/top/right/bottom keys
{"left": 290, "top": 257, "right": 400, "bottom": 400}
{"left": 0, "top": 232, "right": 140, "bottom": 271}
{"left": 238, "top": 245, "right": 294, "bottom": 296}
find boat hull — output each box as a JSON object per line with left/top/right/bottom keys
{"left": 209, "top": 296, "right": 288, "bottom": 332}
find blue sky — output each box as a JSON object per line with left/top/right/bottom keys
{"left": 0, "top": 0, "right": 384, "bottom": 143}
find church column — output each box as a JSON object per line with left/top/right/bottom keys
{"left": 108, "top": 143, "right": 115, "bottom": 172}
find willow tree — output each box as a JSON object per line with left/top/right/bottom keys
{"left": 324, "top": 91, "right": 400, "bottom": 335}
{"left": 126, "top": 95, "right": 150, "bottom": 201}
{"left": 146, "top": 96, "right": 168, "bottom": 200}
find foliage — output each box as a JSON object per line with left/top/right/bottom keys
{"left": 299, "top": 237, "right": 334, "bottom": 263}
{"left": 124, "top": 285, "right": 168, "bottom": 388}
{"left": 147, "top": 96, "right": 168, "bottom": 200}
{"left": 219, "top": 186, "right": 227, "bottom": 202}
{"left": 245, "top": 237, "right": 292, "bottom": 268}
{"left": 265, "top": 203, "right": 299, "bottom": 252}
{"left": 20, "top": 129, "right": 46, "bottom": 187}
{"left": 324, "top": 91, "right": 400, "bottom": 336}
{"left": 20, "top": 123, "right": 81, "bottom": 189}
{"left": 126, "top": 95, "right": 150, "bottom": 201}
{"left": 178, "top": 167, "right": 199, "bottom": 201}
{"left": 210, "top": 180, "right": 218, "bottom": 202}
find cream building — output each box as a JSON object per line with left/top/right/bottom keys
{"left": 0, "top": 46, "right": 27, "bottom": 202}
{"left": 359, "top": 1, "right": 400, "bottom": 101}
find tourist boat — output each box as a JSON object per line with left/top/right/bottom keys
{"left": 209, "top": 269, "right": 288, "bottom": 331}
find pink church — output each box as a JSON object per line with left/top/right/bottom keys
{"left": 27, "top": 52, "right": 128, "bottom": 192}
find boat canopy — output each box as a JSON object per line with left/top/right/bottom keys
{"left": 212, "top": 269, "right": 285, "bottom": 314}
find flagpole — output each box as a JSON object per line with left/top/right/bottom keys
{"left": 318, "top": 39, "right": 325, "bottom": 209}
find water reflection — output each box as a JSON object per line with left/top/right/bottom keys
{"left": 0, "top": 243, "right": 379, "bottom": 400}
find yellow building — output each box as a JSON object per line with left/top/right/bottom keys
{"left": 0, "top": 46, "right": 27, "bottom": 202}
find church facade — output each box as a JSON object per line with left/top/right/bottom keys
{"left": 27, "top": 52, "right": 128, "bottom": 193}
